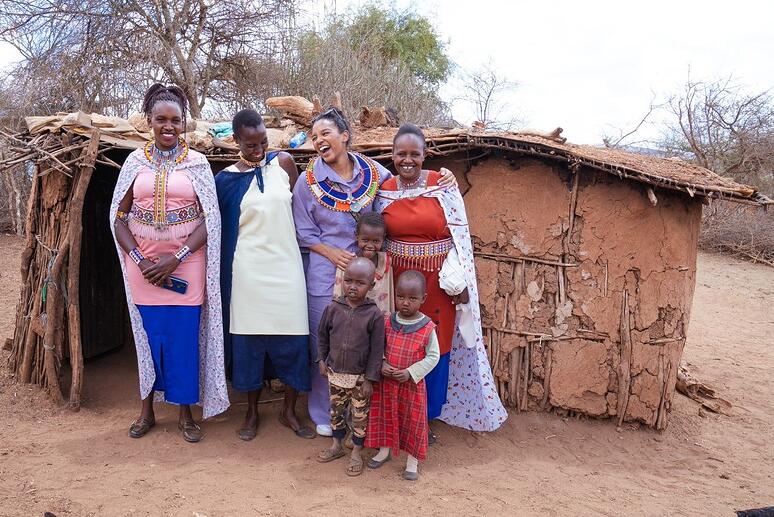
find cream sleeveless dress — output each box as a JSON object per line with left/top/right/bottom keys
{"left": 227, "top": 158, "right": 309, "bottom": 335}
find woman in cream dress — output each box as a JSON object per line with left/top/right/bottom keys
{"left": 216, "top": 109, "right": 314, "bottom": 441}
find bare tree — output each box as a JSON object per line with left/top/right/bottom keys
{"left": 281, "top": 16, "right": 451, "bottom": 126}
{"left": 662, "top": 76, "right": 773, "bottom": 192}
{"left": 602, "top": 94, "right": 663, "bottom": 149}
{"left": 0, "top": 0, "right": 298, "bottom": 119}
{"left": 461, "top": 62, "right": 519, "bottom": 130}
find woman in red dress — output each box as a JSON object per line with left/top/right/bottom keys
{"left": 375, "top": 123, "right": 507, "bottom": 436}
{"left": 378, "top": 125, "right": 470, "bottom": 440}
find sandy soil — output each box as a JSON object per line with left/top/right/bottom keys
{"left": 0, "top": 233, "right": 772, "bottom": 516}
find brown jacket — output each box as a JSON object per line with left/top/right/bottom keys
{"left": 317, "top": 296, "right": 385, "bottom": 382}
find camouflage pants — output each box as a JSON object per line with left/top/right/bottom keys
{"left": 329, "top": 378, "right": 371, "bottom": 446}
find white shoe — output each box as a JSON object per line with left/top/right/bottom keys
{"left": 316, "top": 424, "right": 333, "bottom": 437}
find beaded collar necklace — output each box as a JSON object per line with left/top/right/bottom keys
{"left": 236, "top": 152, "right": 269, "bottom": 192}
{"left": 238, "top": 152, "right": 263, "bottom": 169}
{"left": 143, "top": 138, "right": 189, "bottom": 231}
{"left": 396, "top": 170, "right": 428, "bottom": 197}
{"left": 305, "top": 153, "right": 379, "bottom": 213}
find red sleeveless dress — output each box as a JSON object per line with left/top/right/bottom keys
{"left": 365, "top": 315, "right": 436, "bottom": 460}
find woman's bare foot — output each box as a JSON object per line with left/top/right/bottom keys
{"left": 238, "top": 410, "right": 259, "bottom": 441}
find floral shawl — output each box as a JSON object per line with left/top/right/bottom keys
{"left": 374, "top": 183, "right": 507, "bottom": 432}
{"left": 109, "top": 148, "right": 229, "bottom": 419}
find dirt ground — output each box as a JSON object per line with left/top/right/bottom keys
{"left": 0, "top": 233, "right": 772, "bottom": 517}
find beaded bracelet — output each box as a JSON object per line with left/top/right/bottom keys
{"left": 129, "top": 247, "right": 145, "bottom": 265}
{"left": 116, "top": 210, "right": 129, "bottom": 223}
{"left": 174, "top": 245, "right": 192, "bottom": 262}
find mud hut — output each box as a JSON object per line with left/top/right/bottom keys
{"left": 2, "top": 112, "right": 769, "bottom": 429}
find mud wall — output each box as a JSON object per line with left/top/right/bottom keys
{"left": 462, "top": 156, "right": 702, "bottom": 429}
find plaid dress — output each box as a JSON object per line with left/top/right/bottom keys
{"left": 366, "top": 314, "right": 435, "bottom": 460}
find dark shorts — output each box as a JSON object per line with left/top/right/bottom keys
{"left": 231, "top": 334, "right": 311, "bottom": 393}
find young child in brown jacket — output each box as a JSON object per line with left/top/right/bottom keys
{"left": 316, "top": 257, "right": 385, "bottom": 476}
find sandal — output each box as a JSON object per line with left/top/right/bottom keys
{"left": 128, "top": 417, "right": 155, "bottom": 438}
{"left": 428, "top": 429, "right": 437, "bottom": 445}
{"left": 279, "top": 414, "right": 316, "bottom": 440}
{"left": 316, "top": 447, "right": 346, "bottom": 463}
{"left": 367, "top": 452, "right": 391, "bottom": 469}
{"left": 178, "top": 420, "right": 202, "bottom": 443}
{"left": 403, "top": 470, "right": 419, "bottom": 481}
{"left": 346, "top": 457, "right": 364, "bottom": 477}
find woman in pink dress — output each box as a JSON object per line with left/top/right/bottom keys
{"left": 110, "top": 84, "right": 228, "bottom": 442}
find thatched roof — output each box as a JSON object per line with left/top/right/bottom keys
{"left": 10, "top": 111, "right": 772, "bottom": 206}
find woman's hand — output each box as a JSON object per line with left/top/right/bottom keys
{"left": 137, "top": 258, "right": 155, "bottom": 275}
{"left": 438, "top": 167, "right": 459, "bottom": 188}
{"left": 361, "top": 379, "right": 373, "bottom": 398}
{"left": 327, "top": 247, "right": 356, "bottom": 270}
{"left": 452, "top": 287, "right": 470, "bottom": 305}
{"left": 142, "top": 254, "right": 180, "bottom": 286}
{"left": 392, "top": 369, "right": 411, "bottom": 383}
{"left": 310, "top": 243, "right": 356, "bottom": 270}
{"left": 318, "top": 361, "right": 328, "bottom": 378}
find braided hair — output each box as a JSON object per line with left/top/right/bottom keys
{"left": 311, "top": 106, "right": 352, "bottom": 147}
{"left": 141, "top": 83, "right": 189, "bottom": 131}
{"left": 393, "top": 123, "right": 426, "bottom": 147}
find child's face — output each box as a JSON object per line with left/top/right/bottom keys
{"left": 235, "top": 124, "right": 269, "bottom": 163}
{"left": 356, "top": 224, "right": 385, "bottom": 259}
{"left": 342, "top": 260, "right": 375, "bottom": 304}
{"left": 395, "top": 280, "right": 426, "bottom": 318}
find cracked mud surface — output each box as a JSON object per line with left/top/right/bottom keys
{"left": 1, "top": 233, "right": 773, "bottom": 515}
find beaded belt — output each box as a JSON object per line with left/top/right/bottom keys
{"left": 386, "top": 237, "right": 454, "bottom": 271}
{"left": 130, "top": 203, "right": 201, "bottom": 226}
{"left": 128, "top": 203, "right": 202, "bottom": 240}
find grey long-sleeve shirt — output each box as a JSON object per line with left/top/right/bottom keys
{"left": 317, "top": 296, "right": 385, "bottom": 382}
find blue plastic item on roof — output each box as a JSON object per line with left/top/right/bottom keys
{"left": 289, "top": 131, "right": 307, "bottom": 148}
{"left": 208, "top": 122, "right": 234, "bottom": 139}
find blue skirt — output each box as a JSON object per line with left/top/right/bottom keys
{"left": 136, "top": 305, "right": 201, "bottom": 405}
{"left": 231, "top": 334, "right": 311, "bottom": 393}
{"left": 426, "top": 351, "right": 450, "bottom": 420}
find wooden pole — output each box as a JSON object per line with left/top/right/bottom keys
{"left": 616, "top": 290, "right": 633, "bottom": 426}
{"left": 19, "top": 274, "right": 43, "bottom": 383}
{"left": 41, "top": 240, "right": 69, "bottom": 403}
{"left": 66, "top": 131, "right": 100, "bottom": 410}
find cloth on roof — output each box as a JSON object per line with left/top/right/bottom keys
{"left": 208, "top": 122, "right": 234, "bottom": 139}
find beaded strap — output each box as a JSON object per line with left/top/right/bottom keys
{"left": 174, "top": 245, "right": 192, "bottom": 262}
{"left": 129, "top": 247, "right": 145, "bottom": 265}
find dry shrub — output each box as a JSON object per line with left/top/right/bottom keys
{"left": 0, "top": 161, "right": 31, "bottom": 235}
{"left": 282, "top": 26, "right": 451, "bottom": 126}
{"left": 700, "top": 200, "right": 774, "bottom": 266}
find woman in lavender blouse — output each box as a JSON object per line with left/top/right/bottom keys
{"left": 291, "top": 108, "right": 456, "bottom": 436}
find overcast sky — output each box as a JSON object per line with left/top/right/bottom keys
{"left": 1, "top": 0, "right": 771, "bottom": 145}
{"left": 314, "top": 0, "right": 774, "bottom": 144}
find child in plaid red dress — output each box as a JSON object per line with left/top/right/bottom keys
{"left": 365, "top": 270, "right": 440, "bottom": 481}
